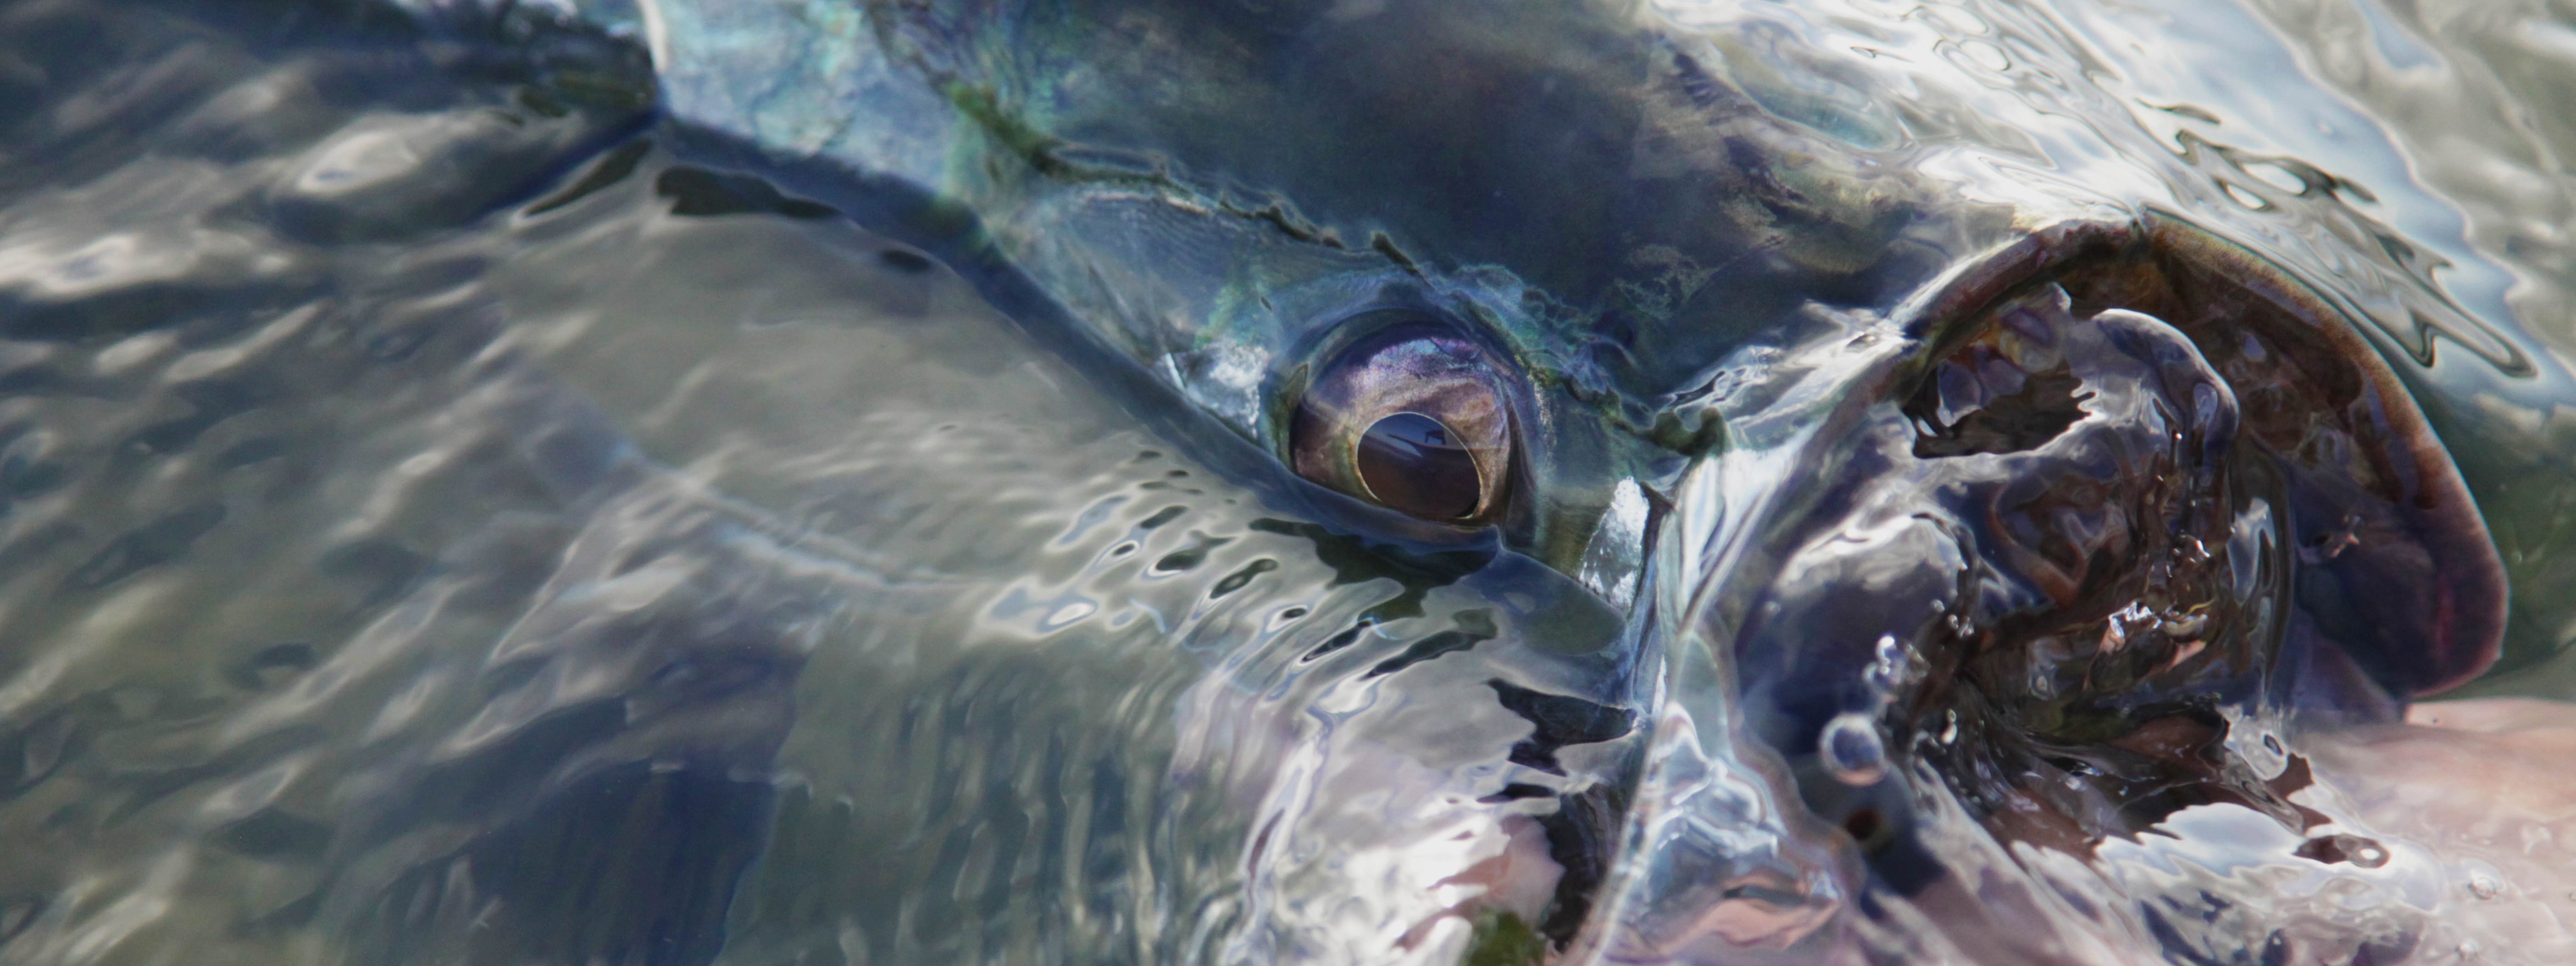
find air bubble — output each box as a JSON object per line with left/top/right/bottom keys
{"left": 2468, "top": 872, "right": 2501, "bottom": 900}
{"left": 1865, "top": 634, "right": 1905, "bottom": 692}
{"left": 2302, "top": 834, "right": 2390, "bottom": 868}
{"left": 1821, "top": 712, "right": 1888, "bottom": 786}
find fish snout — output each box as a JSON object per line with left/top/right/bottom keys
{"left": 1577, "top": 215, "right": 2509, "bottom": 964}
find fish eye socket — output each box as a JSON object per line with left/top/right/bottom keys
{"left": 1289, "top": 322, "right": 1514, "bottom": 524}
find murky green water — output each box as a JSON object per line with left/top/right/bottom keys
{"left": 2, "top": 1, "right": 2574, "bottom": 964}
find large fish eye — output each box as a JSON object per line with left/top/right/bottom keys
{"left": 1289, "top": 321, "right": 1515, "bottom": 524}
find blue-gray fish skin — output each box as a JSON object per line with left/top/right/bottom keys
{"left": 19, "top": 0, "right": 2574, "bottom": 964}
{"left": 572, "top": 6, "right": 2550, "bottom": 960}
{"left": 396, "top": 0, "right": 2559, "bottom": 961}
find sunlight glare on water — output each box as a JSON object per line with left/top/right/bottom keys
{"left": 0, "top": 0, "right": 2573, "bottom": 964}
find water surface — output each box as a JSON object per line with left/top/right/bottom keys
{"left": 2, "top": 0, "right": 2574, "bottom": 964}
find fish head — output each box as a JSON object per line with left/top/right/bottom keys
{"left": 858, "top": 0, "right": 2011, "bottom": 578}
{"left": 600, "top": 0, "right": 2527, "bottom": 960}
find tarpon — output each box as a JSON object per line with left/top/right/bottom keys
{"left": 4, "top": 0, "right": 2575, "bottom": 964}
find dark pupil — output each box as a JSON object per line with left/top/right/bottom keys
{"left": 1354, "top": 412, "right": 1482, "bottom": 520}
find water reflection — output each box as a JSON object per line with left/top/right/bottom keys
{"left": 2, "top": 0, "right": 2575, "bottom": 964}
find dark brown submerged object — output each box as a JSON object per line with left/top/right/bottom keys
{"left": 1737, "top": 211, "right": 2510, "bottom": 889}
{"left": 1910, "top": 214, "right": 2505, "bottom": 698}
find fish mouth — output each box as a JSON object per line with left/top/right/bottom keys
{"left": 1878, "top": 211, "right": 2504, "bottom": 697}
{"left": 1561, "top": 213, "right": 2509, "bottom": 963}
